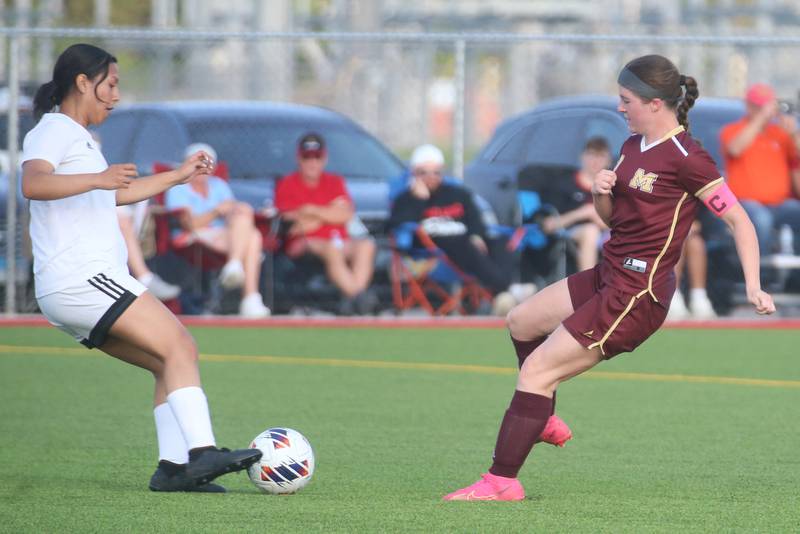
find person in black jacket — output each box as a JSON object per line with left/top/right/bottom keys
{"left": 389, "top": 144, "right": 534, "bottom": 314}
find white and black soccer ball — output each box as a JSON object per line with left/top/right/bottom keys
{"left": 247, "top": 428, "right": 315, "bottom": 494}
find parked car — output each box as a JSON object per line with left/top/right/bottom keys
{"left": 463, "top": 94, "right": 799, "bottom": 314}
{"left": 464, "top": 94, "right": 744, "bottom": 226}
{"left": 94, "top": 101, "right": 406, "bottom": 237}
{"left": 94, "top": 101, "right": 407, "bottom": 313}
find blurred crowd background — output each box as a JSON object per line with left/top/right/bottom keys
{"left": 2, "top": 0, "right": 800, "bottom": 316}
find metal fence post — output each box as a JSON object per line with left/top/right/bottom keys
{"left": 5, "top": 35, "right": 20, "bottom": 315}
{"left": 453, "top": 38, "right": 466, "bottom": 179}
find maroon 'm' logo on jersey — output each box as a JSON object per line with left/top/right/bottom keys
{"left": 628, "top": 168, "right": 659, "bottom": 193}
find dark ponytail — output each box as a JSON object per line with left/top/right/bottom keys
{"left": 33, "top": 43, "right": 117, "bottom": 121}
{"left": 676, "top": 75, "right": 699, "bottom": 131}
{"left": 619, "top": 54, "right": 699, "bottom": 132}
{"left": 33, "top": 80, "right": 62, "bottom": 120}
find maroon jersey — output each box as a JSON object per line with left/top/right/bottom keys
{"left": 600, "top": 126, "right": 723, "bottom": 303}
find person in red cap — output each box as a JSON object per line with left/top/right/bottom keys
{"left": 274, "top": 132, "right": 378, "bottom": 314}
{"left": 719, "top": 83, "right": 800, "bottom": 256}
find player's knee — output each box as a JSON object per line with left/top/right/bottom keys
{"left": 149, "top": 361, "right": 166, "bottom": 380}
{"left": 505, "top": 304, "right": 526, "bottom": 336}
{"left": 170, "top": 330, "right": 199, "bottom": 365}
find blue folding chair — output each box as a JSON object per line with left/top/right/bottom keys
{"left": 389, "top": 222, "right": 493, "bottom": 315}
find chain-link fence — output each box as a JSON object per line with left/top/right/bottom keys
{"left": 4, "top": 27, "right": 800, "bottom": 313}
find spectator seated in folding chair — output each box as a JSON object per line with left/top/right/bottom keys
{"left": 274, "top": 132, "right": 378, "bottom": 316}
{"left": 388, "top": 144, "right": 536, "bottom": 316}
{"left": 162, "top": 142, "right": 270, "bottom": 318}
{"left": 516, "top": 138, "right": 611, "bottom": 285}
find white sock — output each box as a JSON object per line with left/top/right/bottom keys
{"left": 166, "top": 386, "right": 216, "bottom": 450}
{"left": 689, "top": 288, "right": 708, "bottom": 303}
{"left": 137, "top": 271, "right": 154, "bottom": 286}
{"left": 153, "top": 403, "right": 189, "bottom": 464}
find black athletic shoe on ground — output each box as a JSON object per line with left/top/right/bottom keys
{"left": 148, "top": 461, "right": 226, "bottom": 493}
{"left": 186, "top": 446, "right": 263, "bottom": 486}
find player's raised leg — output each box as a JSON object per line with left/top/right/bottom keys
{"left": 106, "top": 292, "right": 262, "bottom": 487}
{"left": 443, "top": 327, "right": 602, "bottom": 501}
{"left": 505, "top": 277, "right": 576, "bottom": 446}
{"left": 506, "top": 277, "right": 573, "bottom": 366}
{"left": 98, "top": 337, "right": 225, "bottom": 492}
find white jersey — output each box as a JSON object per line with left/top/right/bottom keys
{"left": 22, "top": 113, "right": 128, "bottom": 298}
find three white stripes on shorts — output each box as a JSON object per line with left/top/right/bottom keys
{"left": 87, "top": 273, "right": 128, "bottom": 300}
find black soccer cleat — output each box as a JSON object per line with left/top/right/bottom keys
{"left": 185, "top": 446, "right": 262, "bottom": 486}
{"left": 148, "top": 461, "right": 227, "bottom": 493}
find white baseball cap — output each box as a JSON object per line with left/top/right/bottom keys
{"left": 410, "top": 144, "right": 445, "bottom": 168}
{"left": 184, "top": 142, "right": 217, "bottom": 162}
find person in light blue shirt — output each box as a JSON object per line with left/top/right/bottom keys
{"left": 166, "top": 173, "right": 233, "bottom": 237}
{"left": 165, "top": 143, "right": 270, "bottom": 318}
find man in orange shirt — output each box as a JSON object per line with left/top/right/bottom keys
{"left": 720, "top": 83, "right": 800, "bottom": 255}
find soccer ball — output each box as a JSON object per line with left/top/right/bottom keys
{"left": 247, "top": 427, "right": 315, "bottom": 494}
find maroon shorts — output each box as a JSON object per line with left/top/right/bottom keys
{"left": 562, "top": 266, "right": 668, "bottom": 359}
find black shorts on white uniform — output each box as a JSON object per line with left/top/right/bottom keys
{"left": 37, "top": 269, "right": 147, "bottom": 348}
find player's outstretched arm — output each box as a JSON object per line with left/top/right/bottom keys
{"left": 716, "top": 201, "right": 776, "bottom": 315}
{"left": 115, "top": 151, "right": 212, "bottom": 206}
{"left": 22, "top": 160, "right": 137, "bottom": 201}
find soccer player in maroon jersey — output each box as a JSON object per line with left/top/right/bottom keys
{"left": 443, "top": 54, "right": 775, "bottom": 501}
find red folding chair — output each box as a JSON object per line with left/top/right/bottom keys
{"left": 150, "top": 161, "right": 229, "bottom": 272}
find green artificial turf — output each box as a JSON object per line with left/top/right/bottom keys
{"left": 0, "top": 325, "right": 798, "bottom": 533}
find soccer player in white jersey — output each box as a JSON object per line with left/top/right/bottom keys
{"left": 21, "top": 43, "right": 262, "bottom": 492}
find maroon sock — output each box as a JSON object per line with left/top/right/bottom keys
{"left": 489, "top": 390, "right": 553, "bottom": 478}
{"left": 510, "top": 336, "right": 545, "bottom": 368}
{"left": 511, "top": 336, "right": 557, "bottom": 415}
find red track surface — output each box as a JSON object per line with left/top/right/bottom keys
{"left": 1, "top": 315, "right": 798, "bottom": 330}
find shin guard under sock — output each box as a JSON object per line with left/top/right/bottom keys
{"left": 489, "top": 390, "right": 553, "bottom": 478}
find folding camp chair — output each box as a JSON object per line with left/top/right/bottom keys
{"left": 389, "top": 222, "right": 494, "bottom": 316}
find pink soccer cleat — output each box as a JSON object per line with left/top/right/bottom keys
{"left": 442, "top": 473, "right": 525, "bottom": 501}
{"left": 538, "top": 415, "right": 572, "bottom": 447}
